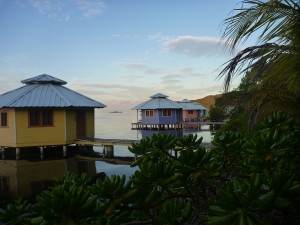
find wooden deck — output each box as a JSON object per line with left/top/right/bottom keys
{"left": 75, "top": 137, "right": 214, "bottom": 148}
{"left": 131, "top": 121, "right": 225, "bottom": 130}
{"left": 75, "top": 137, "right": 138, "bottom": 146}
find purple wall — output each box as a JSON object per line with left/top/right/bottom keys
{"left": 141, "top": 109, "right": 182, "bottom": 124}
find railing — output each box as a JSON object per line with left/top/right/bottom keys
{"left": 131, "top": 120, "right": 225, "bottom": 130}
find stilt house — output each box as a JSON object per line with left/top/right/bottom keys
{"left": 132, "top": 93, "right": 182, "bottom": 129}
{"left": 0, "top": 74, "right": 106, "bottom": 157}
{"left": 178, "top": 99, "right": 207, "bottom": 121}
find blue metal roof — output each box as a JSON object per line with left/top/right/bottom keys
{"left": 0, "top": 74, "right": 106, "bottom": 108}
{"left": 21, "top": 74, "right": 67, "bottom": 85}
{"left": 178, "top": 99, "right": 207, "bottom": 110}
{"left": 132, "top": 93, "right": 182, "bottom": 110}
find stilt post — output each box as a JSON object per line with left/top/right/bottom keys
{"left": 16, "top": 147, "right": 20, "bottom": 160}
{"left": 1, "top": 147, "right": 4, "bottom": 160}
{"left": 39, "top": 147, "right": 44, "bottom": 160}
{"left": 63, "top": 146, "right": 67, "bottom": 157}
{"left": 103, "top": 145, "right": 114, "bottom": 158}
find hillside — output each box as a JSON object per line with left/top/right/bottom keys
{"left": 192, "top": 94, "right": 222, "bottom": 110}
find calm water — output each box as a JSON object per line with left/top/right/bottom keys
{"left": 0, "top": 109, "right": 215, "bottom": 200}
{"left": 94, "top": 109, "right": 214, "bottom": 177}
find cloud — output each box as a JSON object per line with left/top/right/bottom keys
{"left": 27, "top": 0, "right": 106, "bottom": 20}
{"left": 160, "top": 68, "right": 208, "bottom": 87}
{"left": 68, "top": 79, "right": 158, "bottom": 110}
{"left": 67, "top": 63, "right": 226, "bottom": 112}
{"left": 0, "top": 68, "right": 28, "bottom": 94}
{"left": 147, "top": 33, "right": 170, "bottom": 42}
{"left": 117, "top": 62, "right": 147, "bottom": 70}
{"left": 117, "top": 61, "right": 163, "bottom": 77}
{"left": 163, "top": 36, "right": 229, "bottom": 58}
{"left": 75, "top": 0, "right": 106, "bottom": 19}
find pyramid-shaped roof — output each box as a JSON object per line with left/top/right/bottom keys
{"left": 178, "top": 99, "right": 207, "bottom": 110}
{"left": 132, "top": 93, "right": 182, "bottom": 110}
{"left": 21, "top": 74, "right": 67, "bottom": 85}
{"left": 0, "top": 74, "right": 106, "bottom": 108}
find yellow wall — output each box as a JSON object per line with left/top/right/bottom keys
{"left": 15, "top": 109, "right": 65, "bottom": 147}
{"left": 0, "top": 108, "right": 96, "bottom": 147}
{"left": 65, "top": 109, "right": 76, "bottom": 143}
{"left": 0, "top": 109, "right": 16, "bottom": 146}
{"left": 86, "top": 109, "right": 95, "bottom": 137}
{"left": 65, "top": 108, "right": 95, "bottom": 141}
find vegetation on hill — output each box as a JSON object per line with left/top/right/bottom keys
{"left": 192, "top": 94, "right": 222, "bottom": 110}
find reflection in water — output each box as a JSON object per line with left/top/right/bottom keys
{"left": 0, "top": 158, "right": 96, "bottom": 201}
{"left": 140, "top": 129, "right": 183, "bottom": 138}
{"left": 96, "top": 161, "right": 138, "bottom": 179}
{"left": 1, "top": 110, "right": 217, "bottom": 202}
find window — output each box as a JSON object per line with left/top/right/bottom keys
{"left": 145, "top": 110, "right": 154, "bottom": 117}
{"left": 187, "top": 110, "right": 193, "bottom": 115}
{"left": 29, "top": 110, "right": 53, "bottom": 126}
{"left": 42, "top": 110, "right": 53, "bottom": 125}
{"left": 0, "top": 112, "right": 7, "bottom": 127}
{"left": 162, "top": 109, "right": 172, "bottom": 117}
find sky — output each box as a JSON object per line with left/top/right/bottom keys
{"left": 0, "top": 0, "right": 253, "bottom": 111}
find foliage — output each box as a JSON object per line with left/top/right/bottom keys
{"left": 32, "top": 173, "right": 97, "bottom": 225}
{"left": 0, "top": 113, "right": 299, "bottom": 225}
{"left": 218, "top": 0, "right": 300, "bottom": 124}
{"left": 0, "top": 199, "right": 35, "bottom": 225}
{"left": 2, "top": 0, "right": 300, "bottom": 222}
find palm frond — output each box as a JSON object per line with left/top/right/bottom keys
{"left": 222, "top": 0, "right": 300, "bottom": 50}
{"left": 218, "top": 43, "right": 289, "bottom": 92}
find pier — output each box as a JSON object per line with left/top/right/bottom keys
{"left": 75, "top": 137, "right": 138, "bottom": 158}
{"left": 74, "top": 137, "right": 214, "bottom": 159}
{"left": 75, "top": 137, "right": 138, "bottom": 147}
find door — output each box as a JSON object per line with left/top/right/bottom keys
{"left": 76, "top": 110, "right": 86, "bottom": 138}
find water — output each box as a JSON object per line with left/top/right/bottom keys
{"left": 0, "top": 109, "right": 215, "bottom": 200}
{"left": 94, "top": 109, "right": 215, "bottom": 177}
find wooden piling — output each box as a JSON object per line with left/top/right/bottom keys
{"left": 103, "top": 145, "right": 114, "bottom": 158}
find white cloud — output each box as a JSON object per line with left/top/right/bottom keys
{"left": 147, "top": 33, "right": 170, "bottom": 42}
{"left": 75, "top": 0, "right": 106, "bottom": 19}
{"left": 163, "top": 36, "right": 229, "bottom": 58}
{"left": 67, "top": 63, "right": 226, "bottom": 112}
{"left": 27, "top": 0, "right": 106, "bottom": 20}
{"left": 0, "top": 69, "right": 28, "bottom": 94}
{"left": 117, "top": 61, "right": 163, "bottom": 76}
{"left": 117, "top": 62, "right": 147, "bottom": 70}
